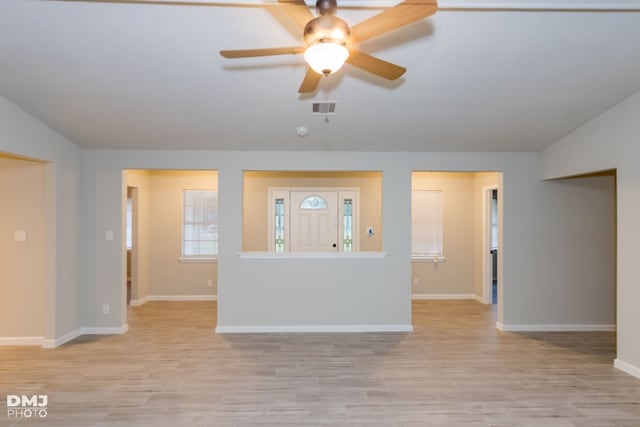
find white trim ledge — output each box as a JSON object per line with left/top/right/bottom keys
{"left": 412, "top": 293, "right": 476, "bottom": 300}
{"left": 215, "top": 324, "right": 413, "bottom": 333}
{"left": 496, "top": 323, "right": 616, "bottom": 332}
{"left": 411, "top": 256, "right": 446, "bottom": 263}
{"left": 614, "top": 358, "right": 640, "bottom": 379}
{"left": 179, "top": 256, "right": 217, "bottom": 264}
{"left": 239, "top": 252, "right": 386, "bottom": 259}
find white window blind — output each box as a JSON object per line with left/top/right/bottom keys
{"left": 411, "top": 190, "right": 443, "bottom": 257}
{"left": 183, "top": 190, "right": 218, "bottom": 257}
{"left": 126, "top": 197, "right": 133, "bottom": 250}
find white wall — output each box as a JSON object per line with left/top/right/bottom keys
{"left": 503, "top": 174, "right": 616, "bottom": 327}
{"left": 543, "top": 90, "right": 640, "bottom": 377}
{"left": 0, "top": 156, "right": 47, "bottom": 340}
{"left": 2, "top": 91, "right": 626, "bottom": 357}
{"left": 80, "top": 150, "right": 608, "bottom": 334}
{"left": 0, "top": 95, "right": 80, "bottom": 345}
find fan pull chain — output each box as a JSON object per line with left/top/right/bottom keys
{"left": 324, "top": 75, "right": 330, "bottom": 123}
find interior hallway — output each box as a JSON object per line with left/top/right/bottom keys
{"left": 1, "top": 300, "right": 637, "bottom": 426}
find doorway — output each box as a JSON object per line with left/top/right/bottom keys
{"left": 290, "top": 191, "right": 339, "bottom": 252}
{"left": 126, "top": 186, "right": 138, "bottom": 306}
{"left": 483, "top": 186, "right": 499, "bottom": 305}
{"left": 122, "top": 170, "right": 219, "bottom": 319}
{"left": 269, "top": 187, "right": 359, "bottom": 253}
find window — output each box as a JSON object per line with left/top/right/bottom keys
{"left": 411, "top": 190, "right": 443, "bottom": 258}
{"left": 343, "top": 199, "right": 353, "bottom": 252}
{"left": 183, "top": 190, "right": 218, "bottom": 257}
{"left": 274, "top": 198, "right": 285, "bottom": 253}
{"left": 126, "top": 196, "right": 133, "bottom": 250}
{"left": 491, "top": 189, "right": 498, "bottom": 250}
{"left": 299, "top": 195, "right": 328, "bottom": 209}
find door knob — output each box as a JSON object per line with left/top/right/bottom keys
{"left": 332, "top": 243, "right": 337, "bottom": 248}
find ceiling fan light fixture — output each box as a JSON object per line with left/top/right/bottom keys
{"left": 304, "top": 42, "right": 349, "bottom": 75}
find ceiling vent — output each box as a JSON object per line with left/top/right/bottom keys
{"left": 312, "top": 101, "right": 337, "bottom": 114}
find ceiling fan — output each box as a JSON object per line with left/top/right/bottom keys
{"left": 220, "top": 0, "right": 438, "bottom": 93}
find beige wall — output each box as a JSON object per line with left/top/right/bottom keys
{"left": 243, "top": 171, "right": 383, "bottom": 252}
{"left": 0, "top": 156, "right": 47, "bottom": 338}
{"left": 147, "top": 170, "right": 218, "bottom": 296}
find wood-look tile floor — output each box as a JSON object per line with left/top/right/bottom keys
{"left": 1, "top": 300, "right": 639, "bottom": 426}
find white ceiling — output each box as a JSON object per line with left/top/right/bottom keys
{"left": 0, "top": 0, "right": 639, "bottom": 151}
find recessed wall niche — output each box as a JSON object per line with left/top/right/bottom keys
{"left": 242, "top": 171, "right": 383, "bottom": 253}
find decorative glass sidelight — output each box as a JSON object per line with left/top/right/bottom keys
{"left": 343, "top": 199, "right": 353, "bottom": 252}
{"left": 274, "top": 198, "right": 285, "bottom": 252}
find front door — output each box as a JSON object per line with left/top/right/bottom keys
{"left": 290, "top": 191, "right": 339, "bottom": 252}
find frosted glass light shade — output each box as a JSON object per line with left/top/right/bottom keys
{"left": 304, "top": 43, "right": 349, "bottom": 75}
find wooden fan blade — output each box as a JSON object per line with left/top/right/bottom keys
{"left": 298, "top": 68, "right": 322, "bottom": 93}
{"left": 350, "top": 0, "right": 438, "bottom": 44}
{"left": 220, "top": 47, "right": 305, "bottom": 58}
{"left": 346, "top": 50, "right": 406, "bottom": 80}
{"left": 278, "top": 0, "right": 315, "bottom": 31}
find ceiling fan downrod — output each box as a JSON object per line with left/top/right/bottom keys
{"left": 316, "top": 0, "right": 338, "bottom": 16}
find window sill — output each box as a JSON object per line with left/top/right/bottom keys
{"left": 179, "top": 257, "right": 217, "bottom": 264}
{"left": 412, "top": 256, "right": 446, "bottom": 263}
{"left": 238, "top": 252, "right": 387, "bottom": 259}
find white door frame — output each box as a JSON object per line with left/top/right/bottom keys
{"left": 268, "top": 187, "right": 360, "bottom": 252}
{"left": 482, "top": 185, "right": 498, "bottom": 304}
{"left": 128, "top": 186, "right": 139, "bottom": 305}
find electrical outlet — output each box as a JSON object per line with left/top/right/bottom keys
{"left": 413, "top": 278, "right": 420, "bottom": 288}
{"left": 206, "top": 279, "right": 213, "bottom": 288}
{"left": 102, "top": 304, "right": 110, "bottom": 315}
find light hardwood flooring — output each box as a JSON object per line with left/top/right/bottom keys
{"left": 1, "top": 300, "right": 639, "bottom": 426}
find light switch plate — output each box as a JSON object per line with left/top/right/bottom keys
{"left": 14, "top": 230, "right": 28, "bottom": 242}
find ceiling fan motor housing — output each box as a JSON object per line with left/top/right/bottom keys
{"left": 303, "top": 15, "right": 350, "bottom": 47}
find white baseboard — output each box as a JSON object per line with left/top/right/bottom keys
{"left": 497, "top": 322, "right": 616, "bottom": 332}
{"left": 81, "top": 325, "right": 129, "bottom": 335}
{"left": 129, "top": 296, "right": 149, "bottom": 306}
{"left": 148, "top": 295, "right": 217, "bottom": 302}
{"left": 43, "top": 328, "right": 82, "bottom": 348}
{"left": 614, "top": 358, "right": 640, "bottom": 379}
{"left": 215, "top": 324, "right": 414, "bottom": 333}
{"left": 0, "top": 336, "right": 44, "bottom": 346}
{"left": 412, "top": 294, "right": 476, "bottom": 300}
{"left": 3, "top": 325, "right": 129, "bottom": 348}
